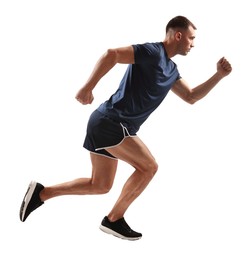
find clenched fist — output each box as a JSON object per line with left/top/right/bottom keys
{"left": 75, "top": 87, "right": 94, "bottom": 105}
{"left": 217, "top": 57, "right": 232, "bottom": 77}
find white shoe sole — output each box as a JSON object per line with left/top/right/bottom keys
{"left": 99, "top": 225, "right": 141, "bottom": 241}
{"left": 20, "top": 181, "right": 37, "bottom": 221}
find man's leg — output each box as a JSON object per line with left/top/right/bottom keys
{"left": 40, "top": 153, "right": 118, "bottom": 200}
{"left": 105, "top": 136, "right": 158, "bottom": 221}
{"left": 99, "top": 136, "right": 158, "bottom": 240}
{"left": 20, "top": 153, "right": 118, "bottom": 221}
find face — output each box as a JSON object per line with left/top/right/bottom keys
{"left": 176, "top": 26, "right": 196, "bottom": 55}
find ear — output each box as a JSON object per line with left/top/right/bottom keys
{"left": 175, "top": 32, "right": 182, "bottom": 41}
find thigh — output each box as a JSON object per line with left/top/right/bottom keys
{"left": 90, "top": 152, "right": 118, "bottom": 188}
{"left": 106, "top": 136, "right": 156, "bottom": 172}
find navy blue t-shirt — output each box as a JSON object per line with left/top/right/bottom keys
{"left": 97, "top": 42, "right": 181, "bottom": 132}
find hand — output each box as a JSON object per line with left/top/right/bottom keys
{"left": 217, "top": 57, "right": 232, "bottom": 77}
{"left": 75, "top": 87, "right": 94, "bottom": 105}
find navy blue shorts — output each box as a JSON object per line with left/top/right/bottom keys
{"left": 83, "top": 110, "right": 137, "bottom": 159}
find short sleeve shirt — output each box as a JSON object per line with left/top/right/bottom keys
{"left": 97, "top": 42, "right": 181, "bottom": 132}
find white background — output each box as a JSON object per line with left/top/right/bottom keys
{"left": 1, "top": 0, "right": 248, "bottom": 259}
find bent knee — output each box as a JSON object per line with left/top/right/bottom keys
{"left": 138, "top": 159, "right": 158, "bottom": 178}
{"left": 96, "top": 184, "right": 113, "bottom": 194}
{"left": 96, "top": 187, "right": 111, "bottom": 194}
{"left": 149, "top": 160, "right": 158, "bottom": 176}
{"left": 90, "top": 181, "right": 113, "bottom": 195}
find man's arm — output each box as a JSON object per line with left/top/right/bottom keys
{"left": 171, "top": 57, "right": 232, "bottom": 104}
{"left": 75, "top": 46, "right": 134, "bottom": 105}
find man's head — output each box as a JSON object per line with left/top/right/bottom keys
{"left": 165, "top": 16, "right": 196, "bottom": 56}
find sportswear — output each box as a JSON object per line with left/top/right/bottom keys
{"left": 100, "top": 216, "right": 142, "bottom": 240}
{"left": 97, "top": 42, "right": 181, "bottom": 132}
{"left": 19, "top": 181, "right": 44, "bottom": 222}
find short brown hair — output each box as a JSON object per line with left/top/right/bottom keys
{"left": 166, "top": 16, "right": 197, "bottom": 33}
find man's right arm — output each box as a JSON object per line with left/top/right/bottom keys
{"left": 75, "top": 46, "right": 134, "bottom": 105}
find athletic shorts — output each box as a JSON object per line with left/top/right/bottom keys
{"left": 83, "top": 109, "right": 137, "bottom": 159}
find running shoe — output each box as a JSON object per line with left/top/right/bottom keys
{"left": 99, "top": 216, "right": 142, "bottom": 240}
{"left": 19, "top": 181, "right": 44, "bottom": 222}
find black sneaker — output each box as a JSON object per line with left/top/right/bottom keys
{"left": 99, "top": 216, "right": 142, "bottom": 241}
{"left": 19, "top": 181, "right": 44, "bottom": 222}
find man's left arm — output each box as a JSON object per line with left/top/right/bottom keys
{"left": 171, "top": 57, "right": 232, "bottom": 104}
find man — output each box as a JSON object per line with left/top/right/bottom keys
{"left": 19, "top": 16, "right": 232, "bottom": 241}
